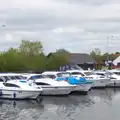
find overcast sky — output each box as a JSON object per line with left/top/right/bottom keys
{"left": 0, "top": 0, "right": 120, "bottom": 54}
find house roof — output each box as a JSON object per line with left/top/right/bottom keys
{"left": 68, "top": 53, "right": 96, "bottom": 64}
{"left": 47, "top": 52, "right": 96, "bottom": 64}
{"left": 113, "top": 56, "right": 120, "bottom": 66}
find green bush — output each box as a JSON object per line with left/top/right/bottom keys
{"left": 0, "top": 40, "right": 69, "bottom": 72}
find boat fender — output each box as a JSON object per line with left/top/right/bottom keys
{"left": 114, "top": 81, "right": 116, "bottom": 86}
{"left": 28, "top": 80, "right": 33, "bottom": 86}
{"left": 13, "top": 92, "right": 16, "bottom": 99}
{"left": 0, "top": 89, "right": 2, "bottom": 96}
{"left": 29, "top": 83, "right": 32, "bottom": 86}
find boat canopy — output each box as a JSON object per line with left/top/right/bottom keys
{"left": 56, "top": 76, "right": 93, "bottom": 85}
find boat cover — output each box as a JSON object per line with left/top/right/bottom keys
{"left": 56, "top": 77, "right": 93, "bottom": 85}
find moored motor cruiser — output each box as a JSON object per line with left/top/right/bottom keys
{"left": 0, "top": 80, "right": 43, "bottom": 100}
{"left": 42, "top": 71, "right": 93, "bottom": 94}
{"left": 21, "top": 74, "right": 76, "bottom": 96}
{"left": 67, "top": 70, "right": 110, "bottom": 88}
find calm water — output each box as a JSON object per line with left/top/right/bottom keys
{"left": 1, "top": 89, "right": 120, "bottom": 120}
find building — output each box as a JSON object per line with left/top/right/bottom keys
{"left": 68, "top": 53, "right": 97, "bottom": 70}
{"left": 47, "top": 53, "right": 97, "bottom": 70}
{"left": 112, "top": 56, "right": 120, "bottom": 68}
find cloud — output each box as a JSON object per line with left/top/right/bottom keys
{"left": 0, "top": 0, "right": 120, "bottom": 54}
{"left": 52, "top": 27, "right": 83, "bottom": 33}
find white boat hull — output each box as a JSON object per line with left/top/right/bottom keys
{"left": 107, "top": 80, "right": 120, "bottom": 87}
{"left": 0, "top": 89, "right": 42, "bottom": 99}
{"left": 93, "top": 79, "right": 110, "bottom": 87}
{"left": 87, "top": 79, "right": 110, "bottom": 88}
{"left": 73, "top": 83, "right": 93, "bottom": 92}
{"left": 40, "top": 86, "right": 74, "bottom": 95}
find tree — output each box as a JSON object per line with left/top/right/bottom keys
{"left": 22, "top": 53, "right": 46, "bottom": 72}
{"left": 90, "top": 48, "right": 101, "bottom": 56}
{"left": 46, "top": 54, "right": 68, "bottom": 70}
{"left": 90, "top": 48, "right": 102, "bottom": 69}
{"left": 56, "top": 48, "right": 70, "bottom": 54}
{"left": 7, "top": 47, "right": 18, "bottom": 53}
{"left": 55, "top": 48, "right": 70, "bottom": 59}
{"left": 19, "top": 40, "right": 43, "bottom": 56}
{"left": 115, "top": 52, "right": 120, "bottom": 54}
{"left": 0, "top": 49, "right": 26, "bottom": 72}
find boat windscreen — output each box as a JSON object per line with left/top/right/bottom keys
{"left": 61, "top": 73, "right": 71, "bottom": 77}
{"left": 30, "top": 75, "right": 47, "bottom": 79}
{"left": 8, "top": 76, "right": 17, "bottom": 80}
{"left": 105, "top": 72, "right": 114, "bottom": 76}
{"left": 57, "top": 73, "right": 63, "bottom": 77}
{"left": 14, "top": 76, "right": 24, "bottom": 79}
{"left": 84, "top": 72, "right": 95, "bottom": 75}
{"left": 2, "top": 76, "right": 11, "bottom": 81}
{"left": 56, "top": 72, "right": 71, "bottom": 77}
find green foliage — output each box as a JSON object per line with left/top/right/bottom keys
{"left": 90, "top": 48, "right": 101, "bottom": 56}
{"left": 90, "top": 48, "right": 119, "bottom": 69}
{"left": 115, "top": 52, "right": 120, "bottom": 54}
{"left": 46, "top": 53, "right": 68, "bottom": 70}
{"left": 55, "top": 48, "right": 70, "bottom": 60}
{"left": 0, "top": 40, "right": 69, "bottom": 72}
{"left": 0, "top": 49, "right": 26, "bottom": 72}
{"left": 56, "top": 48, "right": 70, "bottom": 54}
{"left": 0, "top": 40, "right": 119, "bottom": 72}
{"left": 19, "top": 40, "right": 43, "bottom": 56}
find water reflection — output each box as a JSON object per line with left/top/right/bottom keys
{"left": 0, "top": 100, "right": 44, "bottom": 120}
{"left": 89, "top": 88, "right": 120, "bottom": 105}
{"left": 0, "top": 89, "right": 120, "bottom": 120}
{"left": 0, "top": 99, "right": 44, "bottom": 109}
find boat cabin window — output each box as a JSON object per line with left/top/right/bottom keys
{"left": 14, "top": 76, "right": 24, "bottom": 79}
{"left": 7, "top": 76, "right": 24, "bottom": 80}
{"left": 57, "top": 73, "right": 63, "bottom": 77}
{"left": 71, "top": 72, "right": 84, "bottom": 76}
{"left": 105, "top": 72, "right": 113, "bottom": 76}
{"left": 1, "top": 76, "right": 24, "bottom": 81}
{"left": 0, "top": 77, "right": 4, "bottom": 82}
{"left": 30, "top": 75, "right": 47, "bottom": 80}
{"left": 61, "top": 72, "right": 71, "bottom": 77}
{"left": 84, "top": 72, "right": 95, "bottom": 76}
{"left": 113, "top": 72, "right": 120, "bottom": 75}
{"left": 47, "top": 75, "right": 56, "bottom": 79}
{"left": 8, "top": 76, "right": 17, "bottom": 80}
{"left": 36, "top": 82, "right": 50, "bottom": 85}
{"left": 22, "top": 76, "right": 27, "bottom": 79}
{"left": 3, "top": 83, "right": 20, "bottom": 88}
{"left": 95, "top": 73, "right": 105, "bottom": 76}
{"left": 2, "top": 76, "right": 10, "bottom": 81}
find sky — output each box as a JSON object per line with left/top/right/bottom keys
{"left": 0, "top": 0, "right": 120, "bottom": 54}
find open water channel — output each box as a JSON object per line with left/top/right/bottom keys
{"left": 0, "top": 88, "right": 120, "bottom": 120}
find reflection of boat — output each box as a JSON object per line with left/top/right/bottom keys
{"left": 0, "top": 74, "right": 43, "bottom": 100}
{"left": 88, "top": 88, "right": 120, "bottom": 103}
{"left": 0, "top": 99, "right": 44, "bottom": 109}
{"left": 41, "top": 95, "right": 94, "bottom": 108}
{"left": 40, "top": 95, "right": 95, "bottom": 120}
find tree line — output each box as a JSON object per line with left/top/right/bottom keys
{"left": 0, "top": 40, "right": 68, "bottom": 72}
{"left": 0, "top": 40, "right": 119, "bottom": 72}
{"left": 90, "top": 48, "right": 120, "bottom": 69}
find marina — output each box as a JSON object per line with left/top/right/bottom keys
{"left": 0, "top": 69, "right": 119, "bottom": 100}
{"left": 0, "top": 0, "right": 120, "bottom": 119}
